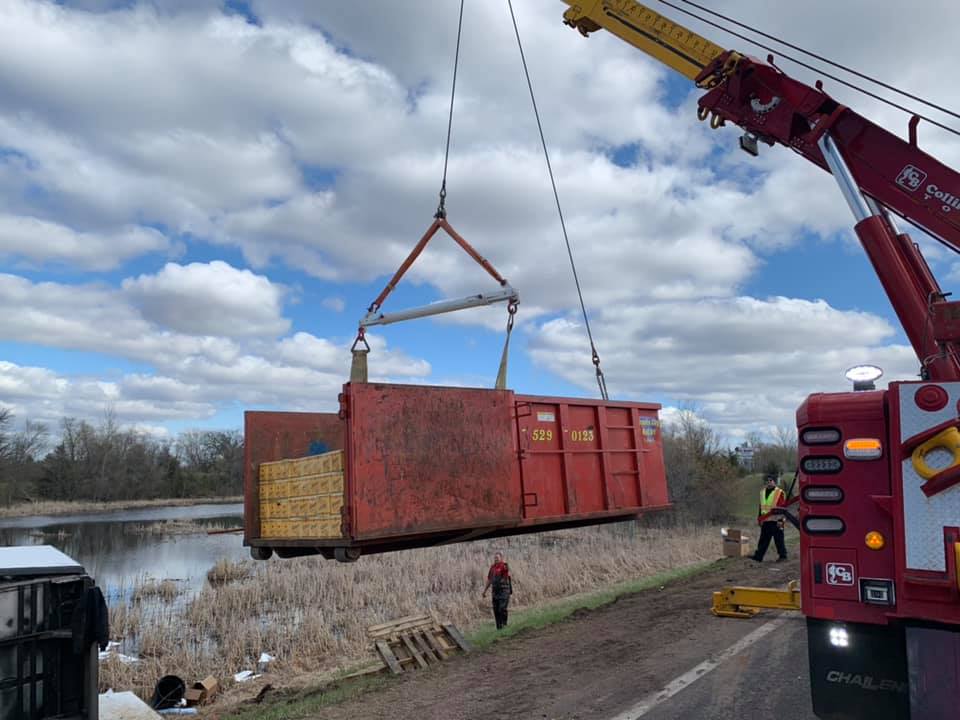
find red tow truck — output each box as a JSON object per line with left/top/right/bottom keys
{"left": 561, "top": 1, "right": 960, "bottom": 717}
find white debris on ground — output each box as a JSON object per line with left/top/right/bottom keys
{"left": 99, "top": 690, "right": 160, "bottom": 719}
{"left": 234, "top": 651, "right": 275, "bottom": 681}
{"left": 232, "top": 670, "right": 261, "bottom": 683}
{"left": 99, "top": 641, "right": 140, "bottom": 664}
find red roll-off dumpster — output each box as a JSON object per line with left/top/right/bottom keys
{"left": 244, "top": 382, "right": 669, "bottom": 560}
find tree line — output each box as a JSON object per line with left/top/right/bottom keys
{"left": 661, "top": 409, "right": 798, "bottom": 523}
{"left": 0, "top": 409, "right": 242, "bottom": 505}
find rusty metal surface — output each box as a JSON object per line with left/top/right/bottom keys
{"left": 245, "top": 385, "right": 669, "bottom": 553}
{"left": 343, "top": 383, "right": 522, "bottom": 539}
{"left": 514, "top": 394, "right": 668, "bottom": 520}
{"left": 243, "top": 411, "right": 344, "bottom": 542}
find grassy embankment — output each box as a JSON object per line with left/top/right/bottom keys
{"left": 0, "top": 496, "right": 243, "bottom": 518}
{"left": 100, "top": 474, "right": 784, "bottom": 716}
{"left": 101, "top": 522, "right": 723, "bottom": 704}
{"left": 221, "top": 558, "right": 719, "bottom": 720}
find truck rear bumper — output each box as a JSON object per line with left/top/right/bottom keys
{"left": 808, "top": 617, "right": 960, "bottom": 720}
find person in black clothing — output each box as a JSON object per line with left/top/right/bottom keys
{"left": 482, "top": 552, "right": 513, "bottom": 629}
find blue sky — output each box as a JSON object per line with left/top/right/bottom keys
{"left": 2, "top": 0, "right": 957, "bottom": 445}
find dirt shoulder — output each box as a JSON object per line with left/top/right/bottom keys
{"left": 240, "top": 553, "right": 801, "bottom": 720}
{"left": 0, "top": 496, "right": 242, "bottom": 518}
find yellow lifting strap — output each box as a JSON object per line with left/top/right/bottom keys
{"left": 350, "top": 331, "right": 370, "bottom": 384}
{"left": 494, "top": 301, "right": 518, "bottom": 390}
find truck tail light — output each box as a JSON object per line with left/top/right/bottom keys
{"left": 804, "top": 516, "right": 845, "bottom": 534}
{"left": 801, "top": 428, "right": 841, "bottom": 445}
{"left": 803, "top": 486, "right": 844, "bottom": 503}
{"left": 843, "top": 438, "right": 882, "bottom": 460}
{"left": 801, "top": 456, "right": 843, "bottom": 474}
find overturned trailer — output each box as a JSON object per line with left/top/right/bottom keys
{"left": 243, "top": 382, "right": 669, "bottom": 561}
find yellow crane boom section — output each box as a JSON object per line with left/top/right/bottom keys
{"left": 561, "top": 0, "right": 727, "bottom": 81}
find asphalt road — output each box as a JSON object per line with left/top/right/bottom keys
{"left": 617, "top": 613, "right": 816, "bottom": 720}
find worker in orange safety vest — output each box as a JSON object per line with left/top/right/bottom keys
{"left": 750, "top": 472, "right": 788, "bottom": 562}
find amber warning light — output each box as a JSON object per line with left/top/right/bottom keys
{"left": 844, "top": 438, "right": 882, "bottom": 460}
{"left": 865, "top": 531, "right": 885, "bottom": 551}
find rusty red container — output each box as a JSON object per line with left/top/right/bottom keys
{"left": 244, "top": 382, "right": 669, "bottom": 560}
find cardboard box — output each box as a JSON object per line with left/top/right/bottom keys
{"left": 722, "top": 528, "right": 751, "bottom": 558}
{"left": 184, "top": 676, "right": 219, "bottom": 706}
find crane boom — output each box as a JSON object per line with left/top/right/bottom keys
{"left": 561, "top": 0, "right": 726, "bottom": 80}
{"left": 561, "top": 0, "right": 960, "bottom": 382}
{"left": 559, "top": 3, "right": 960, "bottom": 719}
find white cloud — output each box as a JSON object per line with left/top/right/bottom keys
{"left": 0, "top": 214, "right": 168, "bottom": 270}
{"left": 0, "top": 0, "right": 956, "bottom": 437}
{"left": 122, "top": 261, "right": 290, "bottom": 337}
{"left": 0, "top": 273, "right": 432, "bottom": 424}
{"left": 529, "top": 296, "right": 920, "bottom": 440}
{"left": 0, "top": 273, "right": 237, "bottom": 367}
{"left": 0, "top": 361, "right": 215, "bottom": 428}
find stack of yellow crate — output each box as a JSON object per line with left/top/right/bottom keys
{"left": 259, "top": 450, "right": 345, "bottom": 539}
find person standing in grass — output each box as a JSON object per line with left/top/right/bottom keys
{"left": 482, "top": 552, "right": 513, "bottom": 629}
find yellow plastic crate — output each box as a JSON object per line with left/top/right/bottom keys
{"left": 259, "top": 471, "right": 343, "bottom": 501}
{"left": 260, "top": 492, "right": 347, "bottom": 520}
{"left": 258, "top": 450, "right": 346, "bottom": 539}
{"left": 260, "top": 517, "right": 342, "bottom": 539}
{"left": 259, "top": 451, "right": 343, "bottom": 482}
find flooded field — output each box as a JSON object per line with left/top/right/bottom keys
{"left": 0, "top": 503, "right": 246, "bottom": 597}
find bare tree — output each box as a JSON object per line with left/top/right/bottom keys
{"left": 662, "top": 407, "right": 738, "bottom": 522}
{"left": 0, "top": 411, "right": 49, "bottom": 504}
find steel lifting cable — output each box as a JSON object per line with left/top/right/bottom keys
{"left": 667, "top": 0, "right": 960, "bottom": 127}
{"left": 655, "top": 0, "right": 960, "bottom": 138}
{"left": 352, "top": 0, "right": 465, "bottom": 382}
{"left": 436, "top": 0, "right": 466, "bottom": 219}
{"left": 353, "top": 0, "right": 522, "bottom": 387}
{"left": 435, "top": 0, "right": 520, "bottom": 389}
{"left": 506, "top": 0, "right": 609, "bottom": 400}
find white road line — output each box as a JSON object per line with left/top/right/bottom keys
{"left": 607, "top": 617, "right": 789, "bottom": 720}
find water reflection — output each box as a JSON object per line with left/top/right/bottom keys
{"left": 0, "top": 504, "right": 247, "bottom": 597}
{"left": 0, "top": 503, "right": 243, "bottom": 529}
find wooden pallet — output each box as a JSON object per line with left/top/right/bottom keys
{"left": 368, "top": 614, "right": 472, "bottom": 675}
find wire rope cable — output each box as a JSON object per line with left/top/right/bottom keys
{"left": 668, "top": 0, "right": 960, "bottom": 125}
{"left": 507, "top": 0, "right": 609, "bottom": 400}
{"left": 436, "top": 0, "right": 466, "bottom": 218}
{"left": 655, "top": 0, "right": 960, "bottom": 137}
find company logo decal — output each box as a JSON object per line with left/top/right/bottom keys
{"left": 825, "top": 562, "right": 855, "bottom": 586}
{"left": 924, "top": 183, "right": 960, "bottom": 212}
{"left": 826, "top": 671, "right": 907, "bottom": 694}
{"left": 896, "top": 164, "right": 927, "bottom": 191}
